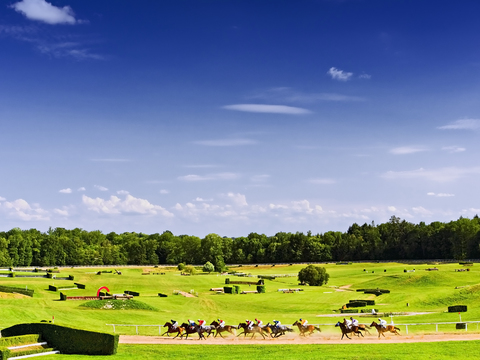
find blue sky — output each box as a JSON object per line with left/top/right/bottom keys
{"left": 1, "top": 0, "right": 480, "bottom": 236}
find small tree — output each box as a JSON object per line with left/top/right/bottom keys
{"left": 177, "top": 263, "right": 186, "bottom": 271}
{"left": 184, "top": 265, "right": 196, "bottom": 275}
{"left": 203, "top": 261, "right": 215, "bottom": 273}
{"left": 298, "top": 265, "right": 329, "bottom": 286}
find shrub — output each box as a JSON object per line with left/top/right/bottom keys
{"left": 224, "top": 286, "right": 233, "bottom": 294}
{"left": 257, "top": 285, "right": 266, "bottom": 293}
{"left": 177, "top": 263, "right": 186, "bottom": 271}
{"left": 340, "top": 309, "right": 359, "bottom": 313}
{"left": 184, "top": 265, "right": 196, "bottom": 275}
{"left": 124, "top": 291, "right": 140, "bottom": 297}
{"left": 1, "top": 323, "right": 119, "bottom": 355}
{"left": 350, "top": 299, "right": 375, "bottom": 305}
{"left": 48, "top": 285, "right": 58, "bottom": 292}
{"left": 74, "top": 283, "right": 86, "bottom": 289}
{"left": 346, "top": 301, "right": 367, "bottom": 308}
{"left": 225, "top": 278, "right": 230, "bottom": 284}
{"left": 448, "top": 305, "right": 467, "bottom": 313}
{"left": 233, "top": 285, "right": 240, "bottom": 294}
{"left": 203, "top": 261, "right": 215, "bottom": 273}
{"left": 298, "top": 265, "right": 329, "bottom": 286}
{"left": 0, "top": 285, "right": 34, "bottom": 297}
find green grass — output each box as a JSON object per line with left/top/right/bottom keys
{"left": 1, "top": 262, "right": 480, "bottom": 336}
{"left": 53, "top": 342, "right": 480, "bottom": 360}
{"left": 80, "top": 299, "right": 157, "bottom": 311}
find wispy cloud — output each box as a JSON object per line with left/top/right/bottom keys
{"left": 178, "top": 173, "right": 238, "bottom": 182}
{"left": 382, "top": 167, "right": 480, "bottom": 182}
{"left": 223, "top": 104, "right": 311, "bottom": 114}
{"left": 59, "top": 188, "right": 72, "bottom": 194}
{"left": 77, "top": 187, "right": 86, "bottom": 191}
{"left": 94, "top": 185, "right": 108, "bottom": 191}
{"left": 442, "top": 146, "right": 466, "bottom": 153}
{"left": 160, "top": 189, "right": 170, "bottom": 194}
{"left": 82, "top": 194, "right": 173, "bottom": 217}
{"left": 427, "top": 192, "right": 455, "bottom": 197}
{"left": 438, "top": 119, "right": 480, "bottom": 130}
{"left": 10, "top": 0, "right": 79, "bottom": 25}
{"left": 183, "top": 164, "right": 220, "bottom": 168}
{"left": 117, "top": 190, "right": 129, "bottom": 195}
{"left": 390, "top": 146, "right": 428, "bottom": 155}
{"left": 194, "top": 139, "right": 256, "bottom": 146}
{"left": 359, "top": 73, "right": 371, "bottom": 79}
{"left": 327, "top": 67, "right": 353, "bottom": 81}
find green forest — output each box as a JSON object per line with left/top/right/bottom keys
{"left": 0, "top": 215, "right": 479, "bottom": 268}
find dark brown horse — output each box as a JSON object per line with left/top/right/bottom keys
{"left": 293, "top": 321, "right": 321, "bottom": 336}
{"left": 343, "top": 318, "right": 371, "bottom": 336}
{"left": 210, "top": 321, "right": 237, "bottom": 338}
{"left": 370, "top": 321, "right": 401, "bottom": 338}
{"left": 335, "top": 321, "right": 363, "bottom": 340}
{"left": 180, "top": 322, "right": 213, "bottom": 340}
{"left": 161, "top": 322, "right": 184, "bottom": 338}
{"left": 237, "top": 323, "right": 266, "bottom": 339}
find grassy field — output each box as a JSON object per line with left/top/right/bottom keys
{"left": 53, "top": 342, "right": 480, "bottom": 360}
{"left": 1, "top": 262, "right": 479, "bottom": 335}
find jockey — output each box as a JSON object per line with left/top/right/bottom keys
{"left": 246, "top": 319, "right": 254, "bottom": 330}
{"left": 218, "top": 319, "right": 225, "bottom": 328}
{"left": 350, "top": 317, "right": 359, "bottom": 328}
{"left": 171, "top": 319, "right": 178, "bottom": 329}
{"left": 378, "top": 318, "right": 387, "bottom": 329}
{"left": 300, "top": 318, "right": 308, "bottom": 327}
{"left": 198, "top": 319, "right": 206, "bottom": 329}
{"left": 273, "top": 320, "right": 281, "bottom": 328}
{"left": 255, "top": 318, "right": 263, "bottom": 328}
{"left": 345, "top": 318, "right": 352, "bottom": 329}
{"left": 188, "top": 319, "right": 196, "bottom": 327}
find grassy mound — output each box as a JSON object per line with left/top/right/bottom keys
{"left": 80, "top": 299, "right": 157, "bottom": 311}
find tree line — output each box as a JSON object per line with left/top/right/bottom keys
{"left": 0, "top": 215, "right": 479, "bottom": 268}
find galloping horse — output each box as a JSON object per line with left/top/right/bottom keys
{"left": 210, "top": 321, "right": 236, "bottom": 338}
{"left": 370, "top": 321, "right": 401, "bottom": 339}
{"left": 342, "top": 319, "right": 371, "bottom": 336}
{"left": 161, "top": 322, "right": 184, "bottom": 338}
{"left": 237, "top": 323, "right": 266, "bottom": 339}
{"left": 264, "top": 322, "right": 294, "bottom": 338}
{"left": 335, "top": 321, "right": 363, "bottom": 340}
{"left": 293, "top": 321, "right": 321, "bottom": 336}
{"left": 180, "top": 322, "right": 213, "bottom": 340}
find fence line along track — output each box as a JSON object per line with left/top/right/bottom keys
{"left": 106, "top": 321, "right": 480, "bottom": 335}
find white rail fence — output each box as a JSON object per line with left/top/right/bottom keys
{"left": 106, "top": 321, "right": 480, "bottom": 335}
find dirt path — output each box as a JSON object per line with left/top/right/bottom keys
{"left": 120, "top": 333, "right": 480, "bottom": 345}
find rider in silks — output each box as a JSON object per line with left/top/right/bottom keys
{"left": 345, "top": 318, "right": 352, "bottom": 329}
{"left": 350, "top": 317, "right": 359, "bottom": 328}
{"left": 273, "top": 320, "right": 281, "bottom": 329}
{"left": 255, "top": 318, "right": 263, "bottom": 328}
{"left": 246, "top": 319, "right": 254, "bottom": 330}
{"left": 187, "top": 319, "right": 196, "bottom": 329}
{"left": 171, "top": 319, "right": 178, "bottom": 329}
{"left": 378, "top": 318, "right": 387, "bottom": 329}
{"left": 300, "top": 318, "right": 308, "bottom": 328}
{"left": 218, "top": 319, "right": 225, "bottom": 328}
{"left": 198, "top": 319, "right": 206, "bottom": 329}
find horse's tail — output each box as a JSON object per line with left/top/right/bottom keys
{"left": 394, "top": 327, "right": 401, "bottom": 331}
{"left": 363, "top": 325, "right": 371, "bottom": 329}
{"left": 315, "top": 326, "right": 321, "bottom": 332}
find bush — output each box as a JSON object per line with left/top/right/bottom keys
{"left": 298, "top": 265, "right": 329, "bottom": 286}
{"left": 350, "top": 299, "right": 375, "bottom": 305}
{"left": 177, "top": 263, "right": 186, "bottom": 271}
{"left": 233, "top": 285, "right": 240, "bottom": 294}
{"left": 74, "top": 283, "right": 86, "bottom": 289}
{"left": 1, "top": 323, "right": 118, "bottom": 355}
{"left": 360, "top": 308, "right": 379, "bottom": 313}
{"left": 448, "top": 305, "right": 467, "bottom": 313}
{"left": 48, "top": 285, "right": 58, "bottom": 292}
{"left": 203, "top": 261, "right": 215, "bottom": 273}
{"left": 0, "top": 285, "right": 34, "bottom": 297}
{"left": 340, "top": 309, "right": 359, "bottom": 313}
{"left": 456, "top": 323, "right": 467, "bottom": 329}
{"left": 124, "top": 291, "right": 140, "bottom": 296}
{"left": 60, "top": 293, "right": 67, "bottom": 301}
{"left": 257, "top": 285, "right": 266, "bottom": 293}
{"left": 346, "top": 301, "right": 367, "bottom": 308}
{"left": 225, "top": 278, "right": 230, "bottom": 284}
{"left": 184, "top": 265, "right": 196, "bottom": 275}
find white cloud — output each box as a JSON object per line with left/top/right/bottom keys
{"left": 390, "top": 146, "right": 428, "bottom": 155}
{"left": 77, "top": 187, "right": 86, "bottom": 191}
{"left": 359, "top": 73, "right": 371, "bottom": 79}
{"left": 94, "top": 185, "right": 109, "bottom": 191}
{"left": 194, "top": 139, "right": 256, "bottom": 146}
{"left": 38, "top": 43, "right": 104, "bottom": 60}
{"left": 387, "top": 206, "right": 397, "bottom": 212}
{"left": 82, "top": 194, "right": 173, "bottom": 217}
{"left": 59, "top": 188, "right": 72, "bottom": 194}
{"left": 10, "top": 0, "right": 78, "bottom": 25}
{"left": 117, "top": 190, "right": 129, "bottom": 195}
{"left": 442, "top": 146, "right": 466, "bottom": 153}
{"left": 438, "top": 119, "right": 480, "bottom": 130}
{"left": 178, "top": 173, "right": 238, "bottom": 182}
{"left": 327, "top": 67, "right": 353, "bottom": 81}
{"left": 54, "top": 208, "right": 69, "bottom": 216}
{"left": 307, "top": 178, "right": 336, "bottom": 185}
{"left": 412, "top": 206, "right": 432, "bottom": 215}
{"left": 2, "top": 198, "right": 49, "bottom": 221}
{"left": 225, "top": 192, "right": 248, "bottom": 207}
{"left": 223, "top": 104, "right": 311, "bottom": 114}
{"left": 160, "top": 189, "right": 169, "bottom": 194}
{"left": 382, "top": 167, "right": 480, "bottom": 182}
{"left": 427, "top": 192, "right": 455, "bottom": 197}
{"left": 253, "top": 88, "right": 365, "bottom": 102}
{"left": 0, "top": 196, "right": 6, "bottom": 201}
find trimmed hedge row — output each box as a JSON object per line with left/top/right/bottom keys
{"left": 346, "top": 301, "right": 367, "bottom": 308}
{"left": 224, "top": 285, "right": 241, "bottom": 294}
{"left": 0, "top": 334, "right": 41, "bottom": 347}
{"left": 1, "top": 323, "right": 119, "bottom": 355}
{"left": 448, "top": 305, "right": 467, "bottom": 313}
{"left": 340, "top": 309, "right": 359, "bottom": 313}
{"left": 360, "top": 308, "right": 379, "bottom": 313}
{"left": 74, "top": 283, "right": 86, "bottom": 289}
{"left": 257, "top": 285, "right": 266, "bottom": 293}
{"left": 124, "top": 290, "right": 139, "bottom": 296}
{"left": 350, "top": 299, "right": 375, "bottom": 305}
{"left": 0, "top": 285, "right": 34, "bottom": 297}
